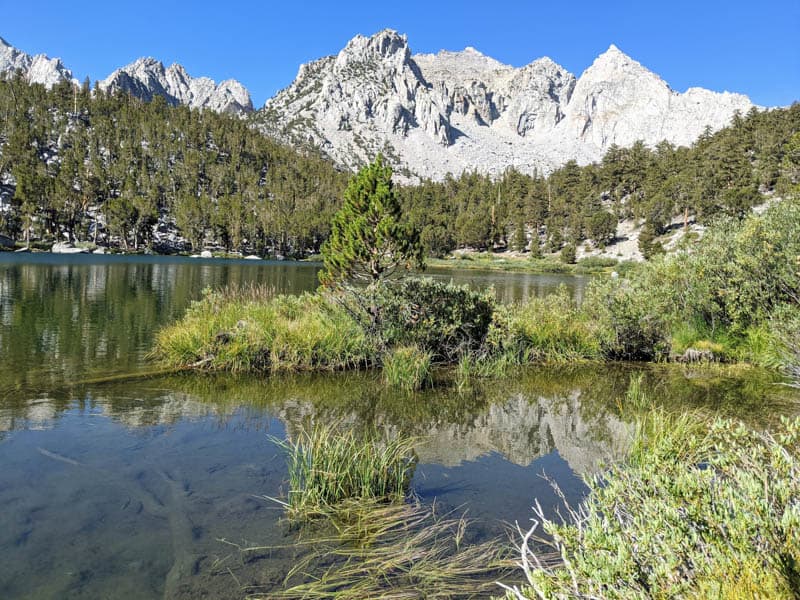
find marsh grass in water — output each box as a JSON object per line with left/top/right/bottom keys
{"left": 153, "top": 287, "right": 373, "bottom": 373}
{"left": 243, "top": 499, "right": 513, "bottom": 600}
{"left": 257, "top": 424, "right": 513, "bottom": 598}
{"left": 501, "top": 410, "right": 800, "bottom": 599}
{"left": 269, "top": 424, "right": 417, "bottom": 522}
{"left": 155, "top": 201, "right": 800, "bottom": 380}
{"left": 382, "top": 345, "right": 433, "bottom": 391}
{"left": 490, "top": 286, "right": 605, "bottom": 364}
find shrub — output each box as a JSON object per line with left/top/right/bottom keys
{"left": 576, "top": 256, "right": 618, "bottom": 270}
{"left": 584, "top": 274, "right": 670, "bottom": 361}
{"left": 502, "top": 414, "right": 800, "bottom": 599}
{"left": 349, "top": 278, "right": 496, "bottom": 361}
{"left": 559, "top": 243, "right": 577, "bottom": 264}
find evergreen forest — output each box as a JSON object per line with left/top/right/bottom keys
{"left": 0, "top": 73, "right": 798, "bottom": 257}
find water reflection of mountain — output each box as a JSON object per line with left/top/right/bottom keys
{"left": 278, "top": 390, "right": 632, "bottom": 476}
{"left": 4, "top": 365, "right": 796, "bottom": 475}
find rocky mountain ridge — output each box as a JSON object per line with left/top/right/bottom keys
{"left": 0, "top": 36, "right": 252, "bottom": 115}
{"left": 99, "top": 57, "right": 253, "bottom": 114}
{"left": 0, "top": 36, "right": 75, "bottom": 88}
{"left": 260, "top": 30, "right": 755, "bottom": 179}
{"left": 2, "top": 31, "right": 759, "bottom": 177}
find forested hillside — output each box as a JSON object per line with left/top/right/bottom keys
{"left": 0, "top": 73, "right": 798, "bottom": 257}
{"left": 399, "top": 105, "right": 800, "bottom": 257}
{"left": 0, "top": 75, "right": 347, "bottom": 254}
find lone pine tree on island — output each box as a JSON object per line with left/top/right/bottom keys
{"left": 320, "top": 155, "right": 424, "bottom": 286}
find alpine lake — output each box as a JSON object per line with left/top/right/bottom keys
{"left": 1, "top": 253, "right": 798, "bottom": 599}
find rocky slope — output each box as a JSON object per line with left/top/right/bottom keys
{"left": 0, "top": 36, "right": 75, "bottom": 88}
{"left": 99, "top": 58, "right": 253, "bottom": 114}
{"left": 260, "top": 30, "right": 755, "bottom": 179}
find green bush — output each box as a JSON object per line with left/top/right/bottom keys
{"left": 559, "top": 243, "right": 577, "bottom": 264}
{"left": 504, "top": 413, "right": 800, "bottom": 599}
{"left": 584, "top": 274, "right": 670, "bottom": 361}
{"left": 576, "top": 256, "right": 618, "bottom": 270}
{"left": 354, "top": 278, "right": 496, "bottom": 361}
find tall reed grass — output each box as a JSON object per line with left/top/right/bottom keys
{"left": 488, "top": 286, "right": 605, "bottom": 364}
{"left": 270, "top": 424, "right": 417, "bottom": 522}
{"left": 153, "top": 288, "right": 373, "bottom": 372}
{"left": 382, "top": 345, "right": 433, "bottom": 391}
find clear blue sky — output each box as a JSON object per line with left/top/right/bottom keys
{"left": 3, "top": 0, "right": 798, "bottom": 108}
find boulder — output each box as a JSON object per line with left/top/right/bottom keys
{"left": 51, "top": 242, "right": 89, "bottom": 254}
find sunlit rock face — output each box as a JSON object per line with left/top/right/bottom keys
{"left": 0, "top": 37, "right": 253, "bottom": 115}
{"left": 261, "top": 30, "right": 754, "bottom": 180}
{"left": 0, "top": 37, "right": 74, "bottom": 88}
{"left": 99, "top": 58, "right": 253, "bottom": 114}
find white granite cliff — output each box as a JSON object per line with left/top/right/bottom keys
{"left": 261, "top": 30, "right": 755, "bottom": 179}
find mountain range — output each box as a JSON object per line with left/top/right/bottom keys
{"left": 0, "top": 36, "right": 253, "bottom": 114}
{"left": 1, "top": 31, "right": 757, "bottom": 179}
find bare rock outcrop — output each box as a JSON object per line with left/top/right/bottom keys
{"left": 99, "top": 58, "right": 253, "bottom": 114}
{"left": 260, "top": 31, "right": 756, "bottom": 180}
{"left": 0, "top": 36, "right": 74, "bottom": 88}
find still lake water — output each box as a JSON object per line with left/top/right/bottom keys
{"left": 0, "top": 254, "right": 797, "bottom": 599}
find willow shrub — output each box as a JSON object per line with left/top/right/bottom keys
{"left": 348, "top": 277, "right": 496, "bottom": 361}
{"left": 503, "top": 413, "right": 800, "bottom": 599}
{"left": 583, "top": 199, "right": 800, "bottom": 361}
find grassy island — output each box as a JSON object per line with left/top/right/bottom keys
{"left": 154, "top": 197, "right": 800, "bottom": 389}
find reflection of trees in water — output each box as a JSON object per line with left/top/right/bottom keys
{"left": 0, "top": 258, "right": 319, "bottom": 394}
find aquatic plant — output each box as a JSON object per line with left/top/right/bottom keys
{"left": 254, "top": 425, "right": 514, "bottom": 597}
{"left": 382, "top": 345, "right": 433, "bottom": 391}
{"left": 270, "top": 424, "right": 417, "bottom": 522}
{"left": 500, "top": 412, "right": 800, "bottom": 599}
{"left": 243, "top": 499, "right": 512, "bottom": 600}
{"left": 490, "top": 286, "right": 606, "bottom": 363}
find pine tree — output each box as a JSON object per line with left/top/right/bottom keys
{"left": 512, "top": 214, "right": 527, "bottom": 252}
{"left": 320, "top": 156, "right": 424, "bottom": 286}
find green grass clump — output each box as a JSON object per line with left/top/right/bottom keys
{"left": 502, "top": 412, "right": 800, "bottom": 599}
{"left": 575, "top": 256, "right": 619, "bottom": 270}
{"left": 271, "top": 424, "right": 417, "bottom": 522}
{"left": 491, "top": 286, "right": 606, "bottom": 363}
{"left": 382, "top": 345, "right": 433, "bottom": 391}
{"left": 153, "top": 287, "right": 372, "bottom": 372}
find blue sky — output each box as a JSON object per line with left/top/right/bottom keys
{"left": 3, "top": 0, "right": 798, "bottom": 108}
